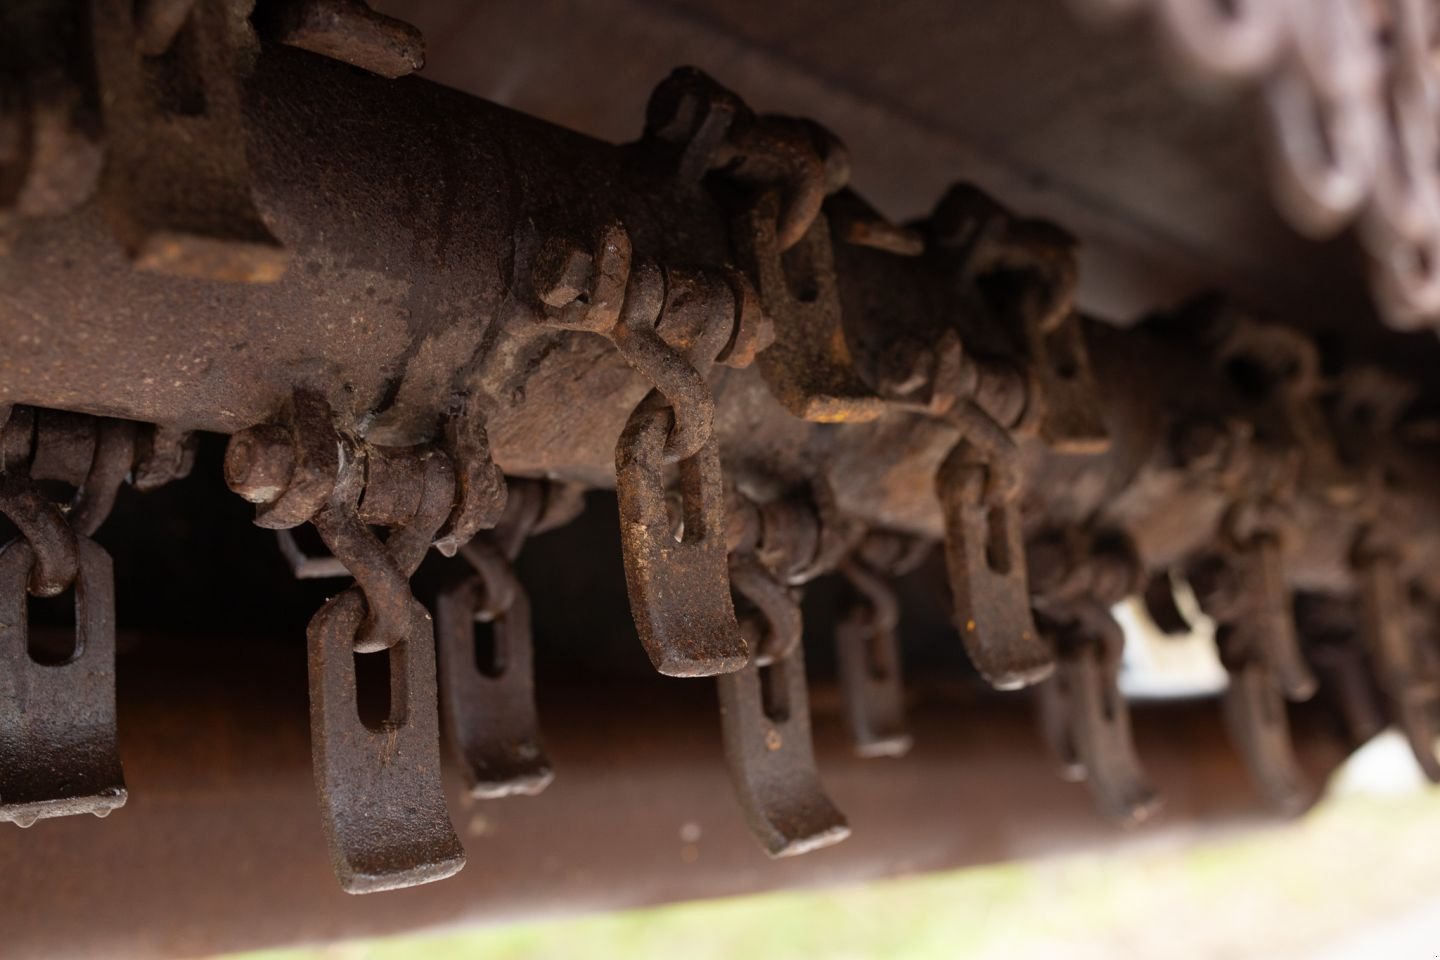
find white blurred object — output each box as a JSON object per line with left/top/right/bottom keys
{"left": 1328, "top": 729, "right": 1433, "bottom": 798}
{"left": 1113, "top": 579, "right": 1229, "bottom": 699}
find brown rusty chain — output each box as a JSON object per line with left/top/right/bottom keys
{"left": 1147, "top": 316, "right": 1341, "bottom": 814}
{"left": 0, "top": 406, "right": 192, "bottom": 827}
{"left": 612, "top": 357, "right": 746, "bottom": 676}
{"left": 311, "top": 443, "right": 454, "bottom": 654}
{"left": 1187, "top": 317, "right": 1344, "bottom": 810}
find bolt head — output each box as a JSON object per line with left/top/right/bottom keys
{"left": 224, "top": 424, "right": 295, "bottom": 504}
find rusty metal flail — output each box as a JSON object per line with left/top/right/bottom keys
{"left": 308, "top": 588, "right": 465, "bottom": 893}
{"left": 716, "top": 638, "right": 850, "bottom": 857}
{"left": 1220, "top": 660, "right": 1316, "bottom": 816}
{"left": 937, "top": 438, "right": 1051, "bottom": 690}
{"left": 0, "top": 403, "right": 188, "bottom": 829}
{"left": 10, "top": 1, "right": 1440, "bottom": 904}
{"left": 1031, "top": 529, "right": 1160, "bottom": 825}
{"left": 0, "top": 536, "right": 125, "bottom": 826}
{"left": 1037, "top": 603, "right": 1162, "bottom": 827}
{"left": 307, "top": 447, "right": 465, "bottom": 893}
{"left": 834, "top": 557, "right": 913, "bottom": 759}
{"left": 718, "top": 486, "right": 856, "bottom": 854}
{"left": 616, "top": 399, "right": 745, "bottom": 677}
{"left": 435, "top": 481, "right": 558, "bottom": 799}
{"left": 1192, "top": 549, "right": 1317, "bottom": 815}
{"left": 227, "top": 393, "right": 468, "bottom": 892}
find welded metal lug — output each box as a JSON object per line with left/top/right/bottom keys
{"left": 716, "top": 640, "right": 850, "bottom": 857}
{"left": 435, "top": 555, "right": 553, "bottom": 799}
{"left": 644, "top": 66, "right": 744, "bottom": 181}
{"left": 91, "top": 0, "right": 288, "bottom": 281}
{"left": 927, "top": 184, "right": 1105, "bottom": 453}
{"left": 1215, "top": 317, "right": 1352, "bottom": 501}
{"left": 615, "top": 397, "right": 745, "bottom": 677}
{"left": 68, "top": 417, "right": 137, "bottom": 537}
{"left": 1026, "top": 309, "right": 1109, "bottom": 454}
{"left": 21, "top": 411, "right": 137, "bottom": 540}
{"left": 645, "top": 66, "right": 842, "bottom": 252}
{"left": 308, "top": 588, "right": 464, "bottom": 894}
{"left": 1038, "top": 607, "right": 1161, "bottom": 826}
{"left": 937, "top": 445, "right": 1052, "bottom": 690}
{"left": 531, "top": 221, "right": 633, "bottom": 334}
{"left": 131, "top": 424, "right": 198, "bottom": 493}
{"left": 1220, "top": 659, "right": 1315, "bottom": 815}
{"left": 834, "top": 560, "right": 911, "bottom": 758}
{"left": 0, "top": 537, "right": 126, "bottom": 825}
{"left": 259, "top": 0, "right": 425, "bottom": 79}
{"left": 740, "top": 194, "right": 883, "bottom": 424}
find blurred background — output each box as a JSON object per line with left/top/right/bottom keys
{"left": 217, "top": 734, "right": 1440, "bottom": 960}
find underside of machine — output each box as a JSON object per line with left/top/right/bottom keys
{"left": 3, "top": 1, "right": 1440, "bottom": 955}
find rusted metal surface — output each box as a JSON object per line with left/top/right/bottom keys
{"left": 3, "top": 0, "right": 1440, "bottom": 917}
